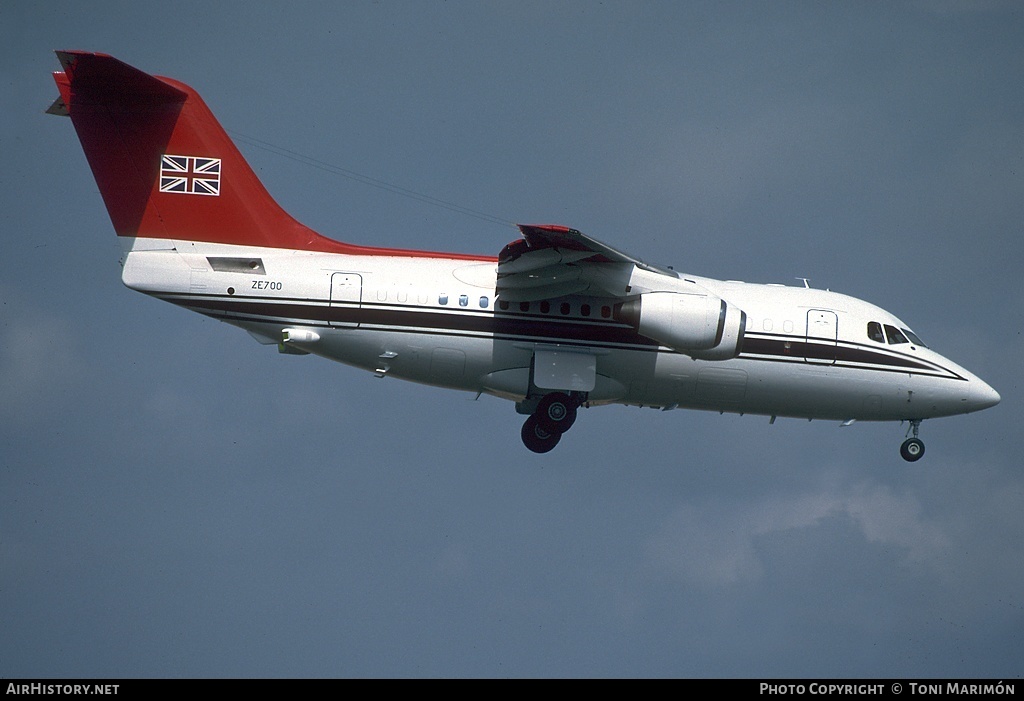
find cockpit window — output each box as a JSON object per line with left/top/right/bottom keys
{"left": 902, "top": 328, "right": 927, "bottom": 348}
{"left": 867, "top": 321, "right": 885, "bottom": 343}
{"left": 884, "top": 324, "right": 909, "bottom": 345}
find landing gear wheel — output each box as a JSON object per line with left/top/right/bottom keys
{"left": 522, "top": 415, "right": 562, "bottom": 454}
{"left": 535, "top": 392, "right": 578, "bottom": 434}
{"left": 900, "top": 437, "right": 925, "bottom": 462}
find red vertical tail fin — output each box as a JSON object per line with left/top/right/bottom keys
{"left": 52, "top": 51, "right": 350, "bottom": 253}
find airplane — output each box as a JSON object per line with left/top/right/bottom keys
{"left": 49, "top": 50, "right": 1000, "bottom": 459}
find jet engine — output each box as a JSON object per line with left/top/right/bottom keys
{"left": 615, "top": 291, "right": 746, "bottom": 360}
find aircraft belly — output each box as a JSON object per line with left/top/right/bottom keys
{"left": 627, "top": 355, "right": 927, "bottom": 421}
{"left": 312, "top": 329, "right": 530, "bottom": 393}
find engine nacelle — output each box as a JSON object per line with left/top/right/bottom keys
{"left": 616, "top": 291, "right": 746, "bottom": 360}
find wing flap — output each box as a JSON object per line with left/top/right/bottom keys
{"left": 515, "top": 224, "right": 673, "bottom": 275}
{"left": 498, "top": 247, "right": 595, "bottom": 274}
{"left": 498, "top": 263, "right": 583, "bottom": 289}
{"left": 496, "top": 280, "right": 591, "bottom": 303}
{"left": 496, "top": 224, "right": 675, "bottom": 303}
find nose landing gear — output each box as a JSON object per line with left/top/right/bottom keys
{"left": 521, "top": 392, "right": 583, "bottom": 453}
{"left": 900, "top": 419, "right": 925, "bottom": 462}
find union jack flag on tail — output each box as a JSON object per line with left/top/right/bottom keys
{"left": 160, "top": 155, "right": 221, "bottom": 196}
{"left": 50, "top": 51, "right": 355, "bottom": 251}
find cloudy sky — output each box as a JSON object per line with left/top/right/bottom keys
{"left": 2, "top": 1, "right": 1021, "bottom": 678}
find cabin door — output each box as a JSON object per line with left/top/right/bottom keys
{"left": 805, "top": 309, "right": 838, "bottom": 365}
{"left": 329, "top": 273, "right": 363, "bottom": 328}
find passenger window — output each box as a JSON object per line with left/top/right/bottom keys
{"left": 479, "top": 296, "right": 489, "bottom": 308}
{"left": 601, "top": 306, "right": 611, "bottom": 319}
{"left": 884, "top": 324, "right": 909, "bottom": 345}
{"left": 540, "top": 301, "right": 550, "bottom": 314}
{"left": 519, "top": 302, "right": 530, "bottom": 312}
{"left": 498, "top": 300, "right": 509, "bottom": 310}
{"left": 867, "top": 321, "right": 885, "bottom": 343}
{"left": 581, "top": 304, "right": 591, "bottom": 317}
{"left": 459, "top": 294, "right": 469, "bottom": 307}
{"left": 439, "top": 293, "right": 448, "bottom": 305}
{"left": 560, "top": 302, "right": 570, "bottom": 315}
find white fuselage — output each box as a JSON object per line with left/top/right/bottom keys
{"left": 120, "top": 236, "right": 999, "bottom": 423}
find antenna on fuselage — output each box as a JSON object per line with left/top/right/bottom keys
{"left": 796, "top": 277, "right": 811, "bottom": 288}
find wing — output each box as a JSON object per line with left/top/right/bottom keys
{"left": 496, "top": 224, "right": 675, "bottom": 302}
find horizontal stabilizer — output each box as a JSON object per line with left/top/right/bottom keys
{"left": 54, "top": 51, "right": 187, "bottom": 111}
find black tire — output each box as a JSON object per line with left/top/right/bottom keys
{"left": 521, "top": 415, "right": 562, "bottom": 453}
{"left": 535, "top": 392, "right": 578, "bottom": 434}
{"left": 900, "top": 437, "right": 925, "bottom": 462}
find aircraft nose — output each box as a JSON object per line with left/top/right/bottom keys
{"left": 968, "top": 378, "right": 1001, "bottom": 412}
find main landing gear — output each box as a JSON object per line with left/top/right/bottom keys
{"left": 900, "top": 419, "right": 925, "bottom": 462}
{"left": 520, "top": 392, "right": 582, "bottom": 454}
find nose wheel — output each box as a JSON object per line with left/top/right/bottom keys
{"left": 521, "top": 392, "right": 582, "bottom": 453}
{"left": 900, "top": 420, "right": 925, "bottom": 462}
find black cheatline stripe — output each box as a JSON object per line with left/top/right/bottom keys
{"left": 739, "top": 334, "right": 964, "bottom": 379}
{"left": 158, "top": 293, "right": 660, "bottom": 350}
{"left": 191, "top": 294, "right": 622, "bottom": 329}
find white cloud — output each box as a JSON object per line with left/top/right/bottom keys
{"left": 644, "top": 478, "right": 949, "bottom": 587}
